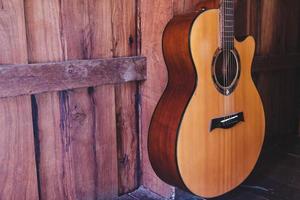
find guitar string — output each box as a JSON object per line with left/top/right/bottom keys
{"left": 225, "top": 0, "right": 228, "bottom": 183}
{"left": 226, "top": 0, "right": 229, "bottom": 116}
{"left": 226, "top": 0, "right": 228, "bottom": 117}
{"left": 221, "top": 0, "right": 225, "bottom": 179}
{"left": 231, "top": 0, "right": 233, "bottom": 115}
{"left": 225, "top": 0, "right": 228, "bottom": 118}
{"left": 230, "top": 0, "right": 237, "bottom": 115}
{"left": 228, "top": 0, "right": 230, "bottom": 115}
{"left": 227, "top": 0, "right": 233, "bottom": 117}
{"left": 224, "top": 0, "right": 227, "bottom": 115}
{"left": 227, "top": 0, "right": 231, "bottom": 117}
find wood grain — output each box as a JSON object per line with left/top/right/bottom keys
{"left": 148, "top": 12, "right": 199, "bottom": 191}
{"left": 141, "top": 0, "right": 223, "bottom": 197}
{"left": 25, "top": 0, "right": 119, "bottom": 199}
{"left": 234, "top": 0, "right": 300, "bottom": 139}
{"left": 173, "top": 0, "right": 203, "bottom": 15}
{"left": 140, "top": 0, "right": 176, "bottom": 198}
{"left": 26, "top": 1, "right": 81, "bottom": 199}
{"left": 0, "top": 0, "right": 297, "bottom": 199}
{"left": 176, "top": 9, "right": 265, "bottom": 197}
{"left": 1, "top": 51, "right": 297, "bottom": 99}
{"left": 0, "top": 0, "right": 39, "bottom": 199}
{"left": 252, "top": 54, "right": 300, "bottom": 72}
{"left": 147, "top": 1, "right": 300, "bottom": 197}
{"left": 143, "top": 0, "right": 299, "bottom": 198}
{"left": 88, "top": 0, "right": 119, "bottom": 199}
{"left": 112, "top": 0, "right": 140, "bottom": 195}
{"left": 0, "top": 57, "right": 146, "bottom": 98}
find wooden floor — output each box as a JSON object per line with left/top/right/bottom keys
{"left": 118, "top": 136, "right": 300, "bottom": 200}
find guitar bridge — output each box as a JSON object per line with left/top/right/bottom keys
{"left": 210, "top": 112, "right": 244, "bottom": 132}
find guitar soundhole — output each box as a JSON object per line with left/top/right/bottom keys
{"left": 212, "top": 49, "right": 240, "bottom": 95}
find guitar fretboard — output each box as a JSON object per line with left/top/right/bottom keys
{"left": 220, "top": 0, "right": 234, "bottom": 50}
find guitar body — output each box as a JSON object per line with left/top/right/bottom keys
{"left": 148, "top": 0, "right": 265, "bottom": 198}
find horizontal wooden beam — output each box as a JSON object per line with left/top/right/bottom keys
{"left": 253, "top": 54, "right": 300, "bottom": 72}
{"left": 0, "top": 53, "right": 298, "bottom": 98}
{"left": 0, "top": 56, "right": 146, "bottom": 98}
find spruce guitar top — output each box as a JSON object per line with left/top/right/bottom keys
{"left": 148, "top": 0, "right": 265, "bottom": 198}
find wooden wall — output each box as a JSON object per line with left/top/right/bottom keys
{"left": 0, "top": 0, "right": 299, "bottom": 199}
{"left": 236, "top": 0, "right": 300, "bottom": 139}
{"left": 0, "top": 0, "right": 140, "bottom": 199}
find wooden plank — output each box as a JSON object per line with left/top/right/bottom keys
{"left": 0, "top": 57, "right": 146, "bottom": 98}
{"left": 0, "top": 0, "right": 39, "bottom": 199}
{"left": 115, "top": 82, "right": 139, "bottom": 194}
{"left": 25, "top": 0, "right": 118, "bottom": 199}
{"left": 140, "top": 0, "right": 174, "bottom": 198}
{"left": 92, "top": 86, "right": 118, "bottom": 199}
{"left": 112, "top": 0, "right": 140, "bottom": 195}
{"left": 235, "top": 0, "right": 300, "bottom": 140}
{"left": 259, "top": 0, "right": 282, "bottom": 55}
{"left": 284, "top": 0, "right": 300, "bottom": 53}
{"left": 128, "top": 186, "right": 164, "bottom": 200}
{"left": 25, "top": 1, "right": 73, "bottom": 199}
{"left": 173, "top": 0, "right": 201, "bottom": 15}
{"left": 1, "top": 52, "right": 300, "bottom": 99}
{"left": 88, "top": 0, "right": 119, "bottom": 199}
{"left": 117, "top": 195, "right": 135, "bottom": 200}
{"left": 252, "top": 54, "right": 300, "bottom": 72}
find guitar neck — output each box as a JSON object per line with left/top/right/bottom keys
{"left": 220, "top": 0, "right": 235, "bottom": 50}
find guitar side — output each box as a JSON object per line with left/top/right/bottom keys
{"left": 148, "top": 12, "right": 199, "bottom": 190}
{"left": 148, "top": 0, "right": 265, "bottom": 198}
{"left": 148, "top": 0, "right": 220, "bottom": 192}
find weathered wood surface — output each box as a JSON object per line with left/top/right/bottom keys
{"left": 26, "top": 1, "right": 92, "bottom": 200}
{"left": 0, "top": 0, "right": 298, "bottom": 199}
{"left": 252, "top": 54, "right": 300, "bottom": 72}
{"left": 0, "top": 57, "right": 146, "bottom": 98}
{"left": 117, "top": 186, "right": 164, "bottom": 200}
{"left": 236, "top": 0, "right": 300, "bottom": 139}
{"left": 25, "top": 0, "right": 142, "bottom": 198}
{"left": 0, "top": 51, "right": 298, "bottom": 99}
{"left": 113, "top": 0, "right": 140, "bottom": 195}
{"left": 0, "top": 0, "right": 39, "bottom": 199}
{"left": 25, "top": 0, "right": 118, "bottom": 199}
{"left": 89, "top": 1, "right": 120, "bottom": 198}
{"left": 140, "top": 0, "right": 174, "bottom": 198}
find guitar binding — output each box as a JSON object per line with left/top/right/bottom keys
{"left": 212, "top": 48, "right": 241, "bottom": 96}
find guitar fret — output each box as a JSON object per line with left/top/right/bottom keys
{"left": 221, "top": 0, "right": 235, "bottom": 49}
{"left": 222, "top": 33, "right": 234, "bottom": 36}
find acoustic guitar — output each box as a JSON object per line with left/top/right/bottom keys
{"left": 148, "top": 0, "right": 265, "bottom": 198}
